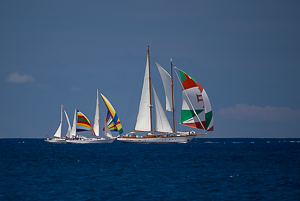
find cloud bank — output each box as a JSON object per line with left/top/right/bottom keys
{"left": 6, "top": 72, "right": 34, "bottom": 84}
{"left": 219, "top": 104, "right": 300, "bottom": 121}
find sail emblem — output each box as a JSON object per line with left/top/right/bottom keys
{"left": 196, "top": 94, "right": 204, "bottom": 108}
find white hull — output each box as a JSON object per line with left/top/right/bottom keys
{"left": 117, "top": 135, "right": 196, "bottom": 143}
{"left": 44, "top": 138, "right": 66, "bottom": 143}
{"left": 66, "top": 138, "right": 115, "bottom": 144}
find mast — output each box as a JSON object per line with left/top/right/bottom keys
{"left": 148, "top": 46, "right": 153, "bottom": 134}
{"left": 170, "top": 59, "right": 175, "bottom": 133}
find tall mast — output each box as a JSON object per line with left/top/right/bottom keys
{"left": 148, "top": 46, "right": 153, "bottom": 134}
{"left": 170, "top": 59, "right": 175, "bottom": 133}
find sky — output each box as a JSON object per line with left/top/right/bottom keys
{"left": 1, "top": 0, "right": 300, "bottom": 138}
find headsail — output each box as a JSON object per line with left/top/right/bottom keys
{"left": 76, "top": 110, "right": 95, "bottom": 135}
{"left": 93, "top": 89, "right": 100, "bottom": 137}
{"left": 152, "top": 85, "right": 173, "bottom": 133}
{"left": 53, "top": 104, "right": 63, "bottom": 138}
{"left": 100, "top": 93, "right": 123, "bottom": 134}
{"left": 70, "top": 108, "right": 77, "bottom": 138}
{"left": 64, "top": 110, "right": 71, "bottom": 138}
{"left": 156, "top": 62, "right": 173, "bottom": 112}
{"left": 178, "top": 68, "right": 214, "bottom": 131}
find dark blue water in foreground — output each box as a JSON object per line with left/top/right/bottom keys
{"left": 0, "top": 138, "right": 299, "bottom": 200}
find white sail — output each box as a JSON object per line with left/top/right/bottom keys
{"left": 135, "top": 53, "right": 151, "bottom": 132}
{"left": 64, "top": 110, "right": 71, "bottom": 138}
{"left": 155, "top": 62, "right": 173, "bottom": 112}
{"left": 101, "top": 110, "right": 113, "bottom": 138}
{"left": 93, "top": 89, "right": 100, "bottom": 137}
{"left": 53, "top": 104, "right": 63, "bottom": 138}
{"left": 70, "top": 108, "right": 77, "bottom": 138}
{"left": 153, "top": 85, "right": 173, "bottom": 133}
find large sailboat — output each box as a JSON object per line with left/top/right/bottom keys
{"left": 45, "top": 104, "right": 67, "bottom": 143}
{"left": 117, "top": 47, "right": 214, "bottom": 143}
{"left": 66, "top": 89, "right": 121, "bottom": 144}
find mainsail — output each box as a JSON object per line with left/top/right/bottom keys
{"left": 100, "top": 93, "right": 123, "bottom": 134}
{"left": 178, "top": 69, "right": 214, "bottom": 131}
{"left": 53, "top": 104, "right": 63, "bottom": 138}
{"left": 76, "top": 110, "right": 95, "bottom": 135}
{"left": 135, "top": 51, "right": 152, "bottom": 132}
{"left": 152, "top": 85, "right": 173, "bottom": 133}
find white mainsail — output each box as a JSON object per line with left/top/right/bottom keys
{"left": 53, "top": 104, "right": 63, "bottom": 138}
{"left": 152, "top": 85, "right": 173, "bottom": 133}
{"left": 64, "top": 110, "right": 71, "bottom": 138}
{"left": 93, "top": 89, "right": 100, "bottom": 137}
{"left": 155, "top": 62, "right": 173, "bottom": 112}
{"left": 135, "top": 52, "right": 152, "bottom": 132}
{"left": 70, "top": 108, "right": 77, "bottom": 138}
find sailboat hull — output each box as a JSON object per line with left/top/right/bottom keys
{"left": 44, "top": 138, "right": 66, "bottom": 143}
{"left": 117, "top": 135, "right": 196, "bottom": 143}
{"left": 66, "top": 138, "right": 115, "bottom": 144}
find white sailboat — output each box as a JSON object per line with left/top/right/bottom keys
{"left": 117, "top": 47, "right": 214, "bottom": 143}
{"left": 45, "top": 104, "right": 67, "bottom": 143}
{"left": 66, "top": 89, "right": 117, "bottom": 144}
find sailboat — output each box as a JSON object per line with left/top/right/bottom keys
{"left": 66, "top": 89, "right": 121, "bottom": 143}
{"left": 117, "top": 47, "right": 214, "bottom": 143}
{"left": 45, "top": 104, "right": 67, "bottom": 143}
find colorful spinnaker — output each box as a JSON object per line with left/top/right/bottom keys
{"left": 76, "top": 110, "right": 95, "bottom": 135}
{"left": 100, "top": 93, "right": 123, "bottom": 134}
{"left": 178, "top": 69, "right": 214, "bottom": 131}
{"left": 105, "top": 111, "right": 118, "bottom": 131}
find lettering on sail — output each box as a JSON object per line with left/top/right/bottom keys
{"left": 196, "top": 94, "right": 204, "bottom": 108}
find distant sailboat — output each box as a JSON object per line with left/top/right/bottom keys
{"left": 45, "top": 104, "right": 67, "bottom": 143}
{"left": 66, "top": 89, "right": 121, "bottom": 143}
{"left": 117, "top": 47, "right": 214, "bottom": 143}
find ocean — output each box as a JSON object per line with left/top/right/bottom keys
{"left": 0, "top": 138, "right": 299, "bottom": 200}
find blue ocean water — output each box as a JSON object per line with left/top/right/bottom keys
{"left": 0, "top": 138, "right": 299, "bottom": 201}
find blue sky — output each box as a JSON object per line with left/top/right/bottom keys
{"left": 1, "top": 1, "right": 299, "bottom": 138}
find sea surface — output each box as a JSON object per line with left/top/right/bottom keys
{"left": 0, "top": 138, "right": 299, "bottom": 201}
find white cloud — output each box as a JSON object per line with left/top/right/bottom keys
{"left": 6, "top": 72, "right": 34, "bottom": 84}
{"left": 219, "top": 104, "right": 300, "bottom": 122}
